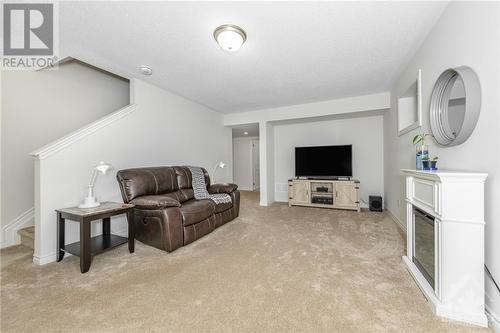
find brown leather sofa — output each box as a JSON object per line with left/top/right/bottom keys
{"left": 116, "top": 166, "right": 240, "bottom": 252}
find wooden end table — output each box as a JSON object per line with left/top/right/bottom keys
{"left": 56, "top": 202, "right": 135, "bottom": 273}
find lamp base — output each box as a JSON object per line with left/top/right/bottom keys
{"left": 78, "top": 196, "right": 101, "bottom": 209}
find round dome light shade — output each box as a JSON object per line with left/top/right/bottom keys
{"left": 214, "top": 25, "right": 246, "bottom": 52}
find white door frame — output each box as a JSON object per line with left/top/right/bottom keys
{"left": 251, "top": 138, "right": 260, "bottom": 191}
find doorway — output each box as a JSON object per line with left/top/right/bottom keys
{"left": 231, "top": 123, "right": 260, "bottom": 194}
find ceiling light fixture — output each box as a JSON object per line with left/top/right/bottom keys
{"left": 244, "top": 131, "right": 249, "bottom": 135}
{"left": 214, "top": 24, "right": 246, "bottom": 52}
{"left": 140, "top": 66, "right": 152, "bottom": 75}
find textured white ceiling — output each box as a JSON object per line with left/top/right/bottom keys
{"left": 60, "top": 1, "right": 448, "bottom": 113}
{"left": 232, "top": 123, "right": 259, "bottom": 138}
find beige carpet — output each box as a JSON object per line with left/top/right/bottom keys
{"left": 0, "top": 191, "right": 491, "bottom": 332}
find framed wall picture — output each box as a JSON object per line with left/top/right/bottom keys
{"left": 398, "top": 69, "right": 422, "bottom": 136}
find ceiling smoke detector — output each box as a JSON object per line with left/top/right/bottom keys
{"left": 214, "top": 24, "right": 247, "bottom": 52}
{"left": 140, "top": 66, "right": 152, "bottom": 75}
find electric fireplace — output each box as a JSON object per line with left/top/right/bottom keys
{"left": 401, "top": 169, "right": 488, "bottom": 327}
{"left": 412, "top": 207, "right": 435, "bottom": 289}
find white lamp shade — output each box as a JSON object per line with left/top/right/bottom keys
{"left": 95, "top": 161, "right": 112, "bottom": 174}
{"left": 79, "top": 161, "right": 113, "bottom": 208}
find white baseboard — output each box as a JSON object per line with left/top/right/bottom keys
{"left": 274, "top": 191, "right": 288, "bottom": 203}
{"left": 386, "top": 208, "right": 406, "bottom": 233}
{"left": 33, "top": 252, "right": 58, "bottom": 265}
{"left": 1, "top": 207, "right": 35, "bottom": 249}
{"left": 113, "top": 228, "right": 128, "bottom": 238}
{"left": 403, "top": 255, "right": 488, "bottom": 327}
{"left": 486, "top": 304, "right": 500, "bottom": 332}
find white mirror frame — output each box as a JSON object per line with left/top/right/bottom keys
{"left": 430, "top": 66, "right": 481, "bottom": 147}
{"left": 397, "top": 69, "right": 422, "bottom": 136}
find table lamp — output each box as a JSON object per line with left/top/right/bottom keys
{"left": 211, "top": 161, "right": 225, "bottom": 183}
{"left": 78, "top": 161, "right": 113, "bottom": 208}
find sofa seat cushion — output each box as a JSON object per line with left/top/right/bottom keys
{"left": 208, "top": 183, "right": 238, "bottom": 194}
{"left": 180, "top": 199, "right": 215, "bottom": 226}
{"left": 130, "top": 195, "right": 181, "bottom": 210}
{"left": 214, "top": 200, "right": 233, "bottom": 213}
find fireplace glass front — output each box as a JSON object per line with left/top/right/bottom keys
{"left": 412, "top": 207, "right": 435, "bottom": 289}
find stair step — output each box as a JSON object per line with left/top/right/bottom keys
{"left": 18, "top": 226, "right": 34, "bottom": 238}
{"left": 18, "top": 226, "right": 34, "bottom": 250}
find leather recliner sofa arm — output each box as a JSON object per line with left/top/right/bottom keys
{"left": 130, "top": 195, "right": 181, "bottom": 210}
{"left": 208, "top": 183, "right": 238, "bottom": 194}
{"left": 132, "top": 206, "right": 183, "bottom": 252}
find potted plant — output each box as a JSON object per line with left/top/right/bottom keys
{"left": 422, "top": 156, "right": 438, "bottom": 171}
{"left": 429, "top": 156, "right": 438, "bottom": 170}
{"left": 412, "top": 133, "right": 431, "bottom": 170}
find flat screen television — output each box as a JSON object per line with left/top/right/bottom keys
{"left": 295, "top": 145, "right": 352, "bottom": 178}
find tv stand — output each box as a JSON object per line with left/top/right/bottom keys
{"left": 302, "top": 176, "right": 351, "bottom": 181}
{"left": 288, "top": 179, "right": 360, "bottom": 211}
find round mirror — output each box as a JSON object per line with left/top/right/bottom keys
{"left": 429, "top": 66, "right": 481, "bottom": 146}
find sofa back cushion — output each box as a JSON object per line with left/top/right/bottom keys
{"left": 173, "top": 166, "right": 211, "bottom": 190}
{"left": 162, "top": 189, "right": 193, "bottom": 203}
{"left": 116, "top": 167, "right": 179, "bottom": 202}
{"left": 172, "top": 166, "right": 211, "bottom": 203}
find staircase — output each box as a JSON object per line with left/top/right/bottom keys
{"left": 17, "top": 226, "right": 35, "bottom": 250}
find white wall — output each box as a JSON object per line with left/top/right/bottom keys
{"left": 33, "top": 78, "right": 232, "bottom": 264}
{"left": 224, "top": 92, "right": 390, "bottom": 125}
{"left": 274, "top": 116, "right": 384, "bottom": 206}
{"left": 226, "top": 93, "right": 389, "bottom": 208}
{"left": 383, "top": 1, "right": 500, "bottom": 324}
{"left": 1, "top": 60, "right": 130, "bottom": 246}
{"left": 233, "top": 137, "right": 258, "bottom": 191}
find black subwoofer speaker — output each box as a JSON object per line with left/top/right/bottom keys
{"left": 369, "top": 195, "right": 383, "bottom": 212}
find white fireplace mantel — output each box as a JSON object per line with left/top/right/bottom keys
{"left": 401, "top": 169, "right": 488, "bottom": 327}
